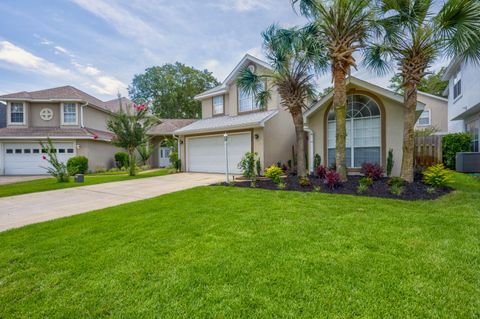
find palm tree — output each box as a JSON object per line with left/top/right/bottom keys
{"left": 364, "top": 0, "right": 480, "bottom": 182}
{"left": 292, "top": 0, "right": 376, "bottom": 181}
{"left": 237, "top": 25, "right": 327, "bottom": 177}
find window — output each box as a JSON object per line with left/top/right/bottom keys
{"left": 327, "top": 94, "right": 381, "bottom": 168}
{"left": 417, "top": 109, "right": 431, "bottom": 126}
{"left": 33, "top": 149, "right": 40, "bottom": 154}
{"left": 15, "top": 149, "right": 22, "bottom": 154}
{"left": 67, "top": 148, "right": 74, "bottom": 153}
{"left": 10, "top": 102, "right": 24, "bottom": 124}
{"left": 62, "top": 103, "right": 77, "bottom": 124}
{"left": 466, "top": 119, "right": 479, "bottom": 152}
{"left": 453, "top": 71, "right": 462, "bottom": 99}
{"left": 6, "top": 149, "right": 13, "bottom": 154}
{"left": 213, "top": 96, "right": 224, "bottom": 115}
{"left": 239, "top": 82, "right": 265, "bottom": 113}
{"left": 24, "top": 149, "right": 31, "bottom": 154}
{"left": 58, "top": 149, "right": 66, "bottom": 154}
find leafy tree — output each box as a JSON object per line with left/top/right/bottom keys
{"left": 389, "top": 68, "right": 448, "bottom": 96}
{"left": 137, "top": 143, "right": 155, "bottom": 165}
{"left": 318, "top": 86, "right": 333, "bottom": 99}
{"left": 129, "top": 62, "right": 219, "bottom": 119}
{"left": 107, "top": 102, "right": 157, "bottom": 176}
{"left": 292, "top": 0, "right": 376, "bottom": 181}
{"left": 365, "top": 0, "right": 480, "bottom": 181}
{"left": 237, "top": 25, "right": 327, "bottom": 177}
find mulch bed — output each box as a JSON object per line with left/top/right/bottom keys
{"left": 217, "top": 175, "right": 452, "bottom": 201}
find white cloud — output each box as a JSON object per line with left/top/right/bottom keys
{"left": 88, "top": 75, "right": 126, "bottom": 96}
{"left": 214, "top": 0, "right": 274, "bottom": 11}
{"left": 54, "top": 45, "right": 69, "bottom": 55}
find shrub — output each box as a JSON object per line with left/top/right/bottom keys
{"left": 389, "top": 184, "right": 404, "bottom": 196}
{"left": 238, "top": 152, "right": 257, "bottom": 180}
{"left": 422, "top": 164, "right": 453, "bottom": 188}
{"left": 361, "top": 162, "right": 384, "bottom": 180}
{"left": 277, "top": 181, "right": 286, "bottom": 190}
{"left": 388, "top": 176, "right": 405, "bottom": 188}
{"left": 95, "top": 166, "right": 106, "bottom": 173}
{"left": 313, "top": 185, "right": 321, "bottom": 192}
{"left": 315, "top": 165, "right": 327, "bottom": 179}
{"left": 313, "top": 154, "right": 322, "bottom": 169}
{"left": 299, "top": 176, "right": 311, "bottom": 187}
{"left": 442, "top": 133, "right": 472, "bottom": 169}
{"left": 169, "top": 151, "right": 181, "bottom": 172}
{"left": 325, "top": 170, "right": 341, "bottom": 189}
{"left": 115, "top": 152, "right": 129, "bottom": 169}
{"left": 357, "top": 183, "right": 368, "bottom": 194}
{"left": 265, "top": 165, "right": 284, "bottom": 184}
{"left": 387, "top": 149, "right": 394, "bottom": 177}
{"left": 256, "top": 159, "right": 262, "bottom": 176}
{"left": 359, "top": 177, "right": 373, "bottom": 187}
{"left": 40, "top": 139, "right": 69, "bottom": 183}
{"left": 67, "top": 156, "right": 88, "bottom": 176}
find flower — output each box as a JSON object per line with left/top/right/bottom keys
{"left": 93, "top": 134, "right": 98, "bottom": 140}
{"left": 42, "top": 155, "right": 47, "bottom": 160}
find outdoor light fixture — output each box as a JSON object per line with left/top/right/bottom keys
{"left": 255, "top": 134, "right": 259, "bottom": 140}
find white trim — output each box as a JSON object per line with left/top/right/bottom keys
{"left": 416, "top": 109, "right": 432, "bottom": 126}
{"left": 0, "top": 136, "right": 110, "bottom": 141}
{"left": 417, "top": 91, "right": 448, "bottom": 102}
{"left": 7, "top": 101, "right": 26, "bottom": 126}
{"left": 61, "top": 102, "right": 79, "bottom": 125}
{"left": 0, "top": 142, "right": 4, "bottom": 175}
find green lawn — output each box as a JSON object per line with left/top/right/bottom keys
{"left": 0, "top": 174, "right": 479, "bottom": 318}
{"left": 0, "top": 168, "right": 175, "bottom": 198}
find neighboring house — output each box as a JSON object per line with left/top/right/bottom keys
{"left": 174, "top": 54, "right": 296, "bottom": 174}
{"left": 303, "top": 77, "right": 424, "bottom": 176}
{"left": 0, "top": 86, "right": 130, "bottom": 175}
{"left": 443, "top": 58, "right": 480, "bottom": 151}
{"left": 415, "top": 92, "right": 448, "bottom": 133}
{"left": 0, "top": 102, "right": 6, "bottom": 128}
{"left": 148, "top": 119, "right": 196, "bottom": 167}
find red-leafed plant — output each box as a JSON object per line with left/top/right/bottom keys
{"left": 315, "top": 165, "right": 327, "bottom": 179}
{"left": 361, "top": 162, "right": 384, "bottom": 180}
{"left": 325, "top": 170, "right": 341, "bottom": 189}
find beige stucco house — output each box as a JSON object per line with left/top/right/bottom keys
{"left": 0, "top": 86, "right": 128, "bottom": 175}
{"left": 174, "top": 54, "right": 296, "bottom": 174}
{"left": 415, "top": 92, "right": 448, "bottom": 133}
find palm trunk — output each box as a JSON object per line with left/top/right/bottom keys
{"left": 332, "top": 66, "right": 348, "bottom": 181}
{"left": 400, "top": 83, "right": 417, "bottom": 182}
{"left": 128, "top": 147, "right": 136, "bottom": 176}
{"left": 294, "top": 111, "right": 306, "bottom": 177}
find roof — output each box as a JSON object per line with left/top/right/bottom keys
{"left": 104, "top": 97, "right": 134, "bottom": 112}
{"left": 452, "top": 102, "right": 480, "bottom": 121}
{"left": 304, "top": 76, "right": 425, "bottom": 119}
{"left": 174, "top": 110, "right": 278, "bottom": 135}
{"left": 194, "top": 54, "right": 272, "bottom": 100}
{"left": 417, "top": 91, "right": 448, "bottom": 102}
{"left": 0, "top": 127, "right": 114, "bottom": 141}
{"left": 148, "top": 119, "right": 197, "bottom": 135}
{"left": 0, "top": 86, "right": 131, "bottom": 114}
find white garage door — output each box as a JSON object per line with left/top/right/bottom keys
{"left": 187, "top": 132, "right": 251, "bottom": 174}
{"left": 4, "top": 142, "right": 75, "bottom": 175}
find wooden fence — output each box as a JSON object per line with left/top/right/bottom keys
{"left": 414, "top": 135, "right": 443, "bottom": 167}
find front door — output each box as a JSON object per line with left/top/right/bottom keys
{"left": 159, "top": 147, "right": 171, "bottom": 167}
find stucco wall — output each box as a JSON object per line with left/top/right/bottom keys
{"left": 29, "top": 102, "right": 61, "bottom": 127}
{"left": 263, "top": 108, "right": 296, "bottom": 169}
{"left": 416, "top": 93, "right": 448, "bottom": 133}
{"left": 83, "top": 106, "right": 111, "bottom": 131}
{"left": 76, "top": 140, "right": 120, "bottom": 171}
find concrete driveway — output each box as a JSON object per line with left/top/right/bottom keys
{"left": 0, "top": 173, "right": 224, "bottom": 232}
{"left": 0, "top": 175, "right": 47, "bottom": 185}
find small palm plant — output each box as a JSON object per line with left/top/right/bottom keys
{"left": 40, "top": 138, "right": 69, "bottom": 182}
{"left": 237, "top": 25, "right": 327, "bottom": 177}
{"left": 364, "top": 0, "right": 480, "bottom": 181}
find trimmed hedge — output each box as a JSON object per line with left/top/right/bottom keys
{"left": 115, "top": 152, "right": 129, "bottom": 169}
{"left": 442, "top": 133, "right": 472, "bottom": 169}
{"left": 67, "top": 156, "right": 89, "bottom": 176}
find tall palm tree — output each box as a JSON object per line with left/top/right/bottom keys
{"left": 292, "top": 0, "right": 376, "bottom": 181}
{"left": 365, "top": 0, "right": 480, "bottom": 182}
{"left": 237, "top": 25, "right": 327, "bottom": 177}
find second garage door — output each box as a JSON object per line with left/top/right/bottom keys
{"left": 186, "top": 132, "right": 251, "bottom": 174}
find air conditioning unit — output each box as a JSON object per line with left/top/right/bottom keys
{"left": 456, "top": 152, "right": 480, "bottom": 173}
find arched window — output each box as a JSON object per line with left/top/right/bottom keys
{"left": 327, "top": 94, "right": 381, "bottom": 168}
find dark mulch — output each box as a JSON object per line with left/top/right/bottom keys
{"left": 217, "top": 175, "right": 452, "bottom": 201}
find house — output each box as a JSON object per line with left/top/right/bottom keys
{"left": 0, "top": 101, "right": 6, "bottom": 128}
{"left": 415, "top": 92, "right": 448, "bottom": 133}
{"left": 443, "top": 58, "right": 480, "bottom": 151}
{"left": 173, "top": 54, "right": 296, "bottom": 174}
{"left": 0, "top": 86, "right": 130, "bottom": 175}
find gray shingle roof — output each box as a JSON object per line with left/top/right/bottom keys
{"left": 0, "top": 127, "right": 114, "bottom": 141}
{"left": 174, "top": 110, "right": 278, "bottom": 135}
{"left": 148, "top": 119, "right": 197, "bottom": 135}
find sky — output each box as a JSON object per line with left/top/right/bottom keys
{"left": 0, "top": 0, "right": 449, "bottom": 101}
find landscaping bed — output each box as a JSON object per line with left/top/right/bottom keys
{"left": 222, "top": 175, "right": 452, "bottom": 200}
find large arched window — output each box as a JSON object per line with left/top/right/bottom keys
{"left": 327, "top": 94, "right": 381, "bottom": 168}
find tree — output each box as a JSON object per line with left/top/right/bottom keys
{"left": 389, "top": 68, "right": 448, "bottom": 96}
{"left": 237, "top": 25, "right": 327, "bottom": 177}
{"left": 318, "top": 86, "right": 333, "bottom": 99}
{"left": 292, "top": 0, "right": 376, "bottom": 181}
{"left": 128, "top": 62, "right": 219, "bottom": 119}
{"left": 107, "top": 102, "right": 157, "bottom": 176}
{"left": 365, "top": 0, "right": 480, "bottom": 181}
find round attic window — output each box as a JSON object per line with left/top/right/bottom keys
{"left": 248, "top": 64, "right": 255, "bottom": 72}
{"left": 40, "top": 108, "right": 54, "bottom": 121}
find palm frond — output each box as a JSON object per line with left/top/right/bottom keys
{"left": 362, "top": 43, "right": 393, "bottom": 75}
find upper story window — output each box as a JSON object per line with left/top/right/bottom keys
{"left": 10, "top": 102, "right": 25, "bottom": 124}
{"left": 417, "top": 109, "right": 431, "bottom": 126}
{"left": 62, "top": 103, "right": 77, "bottom": 125}
{"left": 453, "top": 70, "right": 462, "bottom": 100}
{"left": 239, "top": 82, "right": 265, "bottom": 113}
{"left": 213, "top": 95, "right": 224, "bottom": 115}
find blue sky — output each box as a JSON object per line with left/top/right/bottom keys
{"left": 0, "top": 0, "right": 447, "bottom": 101}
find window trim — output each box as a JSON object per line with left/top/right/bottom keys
{"left": 7, "top": 102, "right": 26, "bottom": 125}
{"left": 416, "top": 109, "right": 431, "bottom": 127}
{"left": 453, "top": 70, "right": 462, "bottom": 102}
{"left": 61, "top": 103, "right": 78, "bottom": 125}
{"left": 237, "top": 80, "right": 267, "bottom": 114}
{"left": 212, "top": 95, "right": 225, "bottom": 116}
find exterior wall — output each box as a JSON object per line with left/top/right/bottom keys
{"left": 416, "top": 94, "right": 448, "bottom": 133}
{"left": 150, "top": 135, "right": 171, "bottom": 168}
{"left": 83, "top": 106, "right": 111, "bottom": 131}
{"left": 29, "top": 102, "right": 61, "bottom": 127}
{"left": 76, "top": 140, "right": 120, "bottom": 171}
{"left": 263, "top": 108, "right": 296, "bottom": 169}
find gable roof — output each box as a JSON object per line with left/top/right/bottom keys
{"left": 194, "top": 54, "right": 272, "bottom": 100}
{"left": 148, "top": 119, "right": 197, "bottom": 136}
{"left": 104, "top": 97, "right": 134, "bottom": 112}
{"left": 304, "top": 76, "right": 425, "bottom": 119}
{"left": 417, "top": 91, "right": 448, "bottom": 102}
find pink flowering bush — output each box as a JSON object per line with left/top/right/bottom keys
{"left": 40, "top": 138, "right": 70, "bottom": 182}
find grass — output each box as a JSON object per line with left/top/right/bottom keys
{"left": 0, "top": 168, "right": 175, "bottom": 198}
{"left": 0, "top": 173, "right": 479, "bottom": 318}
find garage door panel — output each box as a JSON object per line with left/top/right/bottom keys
{"left": 187, "top": 133, "right": 251, "bottom": 174}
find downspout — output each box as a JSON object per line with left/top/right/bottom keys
{"left": 304, "top": 125, "right": 315, "bottom": 174}
{"left": 80, "top": 102, "right": 88, "bottom": 128}
{"left": 172, "top": 133, "right": 182, "bottom": 171}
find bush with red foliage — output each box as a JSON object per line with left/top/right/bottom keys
{"left": 361, "top": 162, "right": 384, "bottom": 180}
{"left": 325, "top": 170, "right": 341, "bottom": 189}
{"left": 315, "top": 165, "right": 327, "bottom": 179}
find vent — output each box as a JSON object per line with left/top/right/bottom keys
{"left": 456, "top": 152, "right": 480, "bottom": 173}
